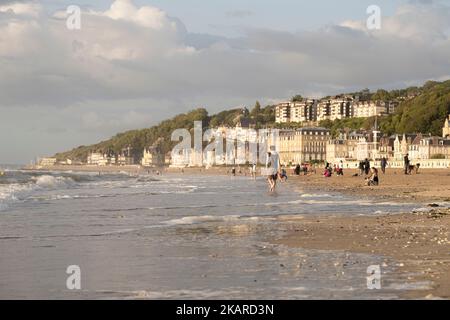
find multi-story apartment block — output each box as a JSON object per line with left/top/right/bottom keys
{"left": 275, "top": 102, "right": 291, "bottom": 123}
{"left": 317, "top": 100, "right": 331, "bottom": 121}
{"left": 352, "top": 100, "right": 395, "bottom": 118}
{"left": 330, "top": 98, "right": 353, "bottom": 120}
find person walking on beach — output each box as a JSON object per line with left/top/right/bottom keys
{"left": 251, "top": 163, "right": 257, "bottom": 180}
{"left": 404, "top": 154, "right": 410, "bottom": 175}
{"left": 364, "top": 158, "right": 370, "bottom": 175}
{"left": 337, "top": 160, "right": 344, "bottom": 176}
{"left": 381, "top": 157, "right": 388, "bottom": 174}
{"left": 265, "top": 149, "right": 280, "bottom": 192}
{"left": 403, "top": 153, "right": 411, "bottom": 174}
{"left": 358, "top": 161, "right": 364, "bottom": 176}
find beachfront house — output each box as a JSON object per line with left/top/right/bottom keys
{"left": 443, "top": 115, "right": 450, "bottom": 138}
{"left": 39, "top": 157, "right": 57, "bottom": 166}
{"left": 277, "top": 127, "right": 330, "bottom": 165}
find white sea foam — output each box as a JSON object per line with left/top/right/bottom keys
{"left": 164, "top": 215, "right": 242, "bottom": 226}
{"left": 300, "top": 193, "right": 334, "bottom": 198}
{"left": 0, "top": 183, "right": 33, "bottom": 211}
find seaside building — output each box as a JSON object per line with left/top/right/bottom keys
{"left": 170, "top": 148, "right": 190, "bottom": 168}
{"left": 275, "top": 96, "right": 396, "bottom": 124}
{"left": 277, "top": 127, "right": 330, "bottom": 165}
{"left": 443, "top": 115, "right": 450, "bottom": 138}
{"left": 353, "top": 101, "right": 388, "bottom": 118}
{"left": 87, "top": 153, "right": 109, "bottom": 166}
{"left": 39, "top": 157, "right": 57, "bottom": 166}
{"left": 329, "top": 97, "right": 353, "bottom": 121}
{"left": 418, "top": 137, "right": 450, "bottom": 160}
{"left": 117, "top": 146, "right": 135, "bottom": 166}
{"left": 275, "top": 102, "right": 291, "bottom": 123}
{"left": 141, "top": 147, "right": 163, "bottom": 167}
{"left": 393, "top": 134, "right": 418, "bottom": 161}
{"left": 141, "top": 138, "right": 164, "bottom": 167}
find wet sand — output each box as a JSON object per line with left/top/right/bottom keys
{"left": 277, "top": 169, "right": 450, "bottom": 299}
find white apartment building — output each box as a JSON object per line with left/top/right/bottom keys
{"left": 353, "top": 101, "right": 387, "bottom": 118}
{"left": 39, "top": 157, "right": 57, "bottom": 166}
{"left": 275, "top": 102, "right": 291, "bottom": 123}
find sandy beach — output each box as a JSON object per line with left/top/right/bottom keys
{"left": 290, "top": 168, "right": 450, "bottom": 203}
{"left": 276, "top": 168, "right": 450, "bottom": 299}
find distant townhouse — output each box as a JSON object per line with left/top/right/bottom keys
{"left": 39, "top": 157, "right": 57, "bottom": 166}
{"left": 418, "top": 137, "right": 450, "bottom": 160}
{"left": 87, "top": 153, "right": 109, "bottom": 166}
{"left": 443, "top": 114, "right": 450, "bottom": 138}
{"left": 393, "top": 134, "right": 418, "bottom": 161}
{"left": 141, "top": 147, "right": 163, "bottom": 167}
{"left": 117, "top": 146, "right": 135, "bottom": 166}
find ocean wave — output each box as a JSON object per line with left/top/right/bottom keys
{"left": 33, "top": 175, "right": 75, "bottom": 189}
{"left": 0, "top": 174, "right": 80, "bottom": 211}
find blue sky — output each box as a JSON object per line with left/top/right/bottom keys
{"left": 43, "top": 0, "right": 409, "bottom": 35}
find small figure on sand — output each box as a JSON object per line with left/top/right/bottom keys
{"left": 366, "top": 167, "right": 379, "bottom": 186}
{"left": 364, "top": 158, "right": 371, "bottom": 176}
{"left": 336, "top": 160, "right": 344, "bottom": 176}
{"left": 251, "top": 163, "right": 257, "bottom": 180}
{"left": 294, "top": 164, "right": 301, "bottom": 176}
{"left": 323, "top": 162, "right": 332, "bottom": 178}
{"left": 359, "top": 161, "right": 364, "bottom": 176}
{"left": 280, "top": 166, "right": 288, "bottom": 182}
{"left": 381, "top": 157, "right": 388, "bottom": 174}
{"left": 404, "top": 154, "right": 410, "bottom": 175}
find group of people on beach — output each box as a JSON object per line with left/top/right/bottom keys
{"left": 323, "top": 161, "right": 344, "bottom": 177}
{"left": 322, "top": 158, "right": 379, "bottom": 186}
{"left": 247, "top": 144, "right": 421, "bottom": 193}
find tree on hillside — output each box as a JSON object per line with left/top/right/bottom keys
{"left": 291, "top": 95, "right": 303, "bottom": 102}
{"left": 250, "top": 101, "right": 261, "bottom": 117}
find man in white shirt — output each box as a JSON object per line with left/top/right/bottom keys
{"left": 265, "top": 148, "right": 280, "bottom": 192}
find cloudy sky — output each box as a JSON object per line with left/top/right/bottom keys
{"left": 1, "top": 0, "right": 450, "bottom": 163}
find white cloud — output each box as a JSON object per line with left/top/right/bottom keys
{"left": 0, "top": 1, "right": 41, "bottom": 17}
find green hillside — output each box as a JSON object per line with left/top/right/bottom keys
{"left": 55, "top": 103, "right": 275, "bottom": 162}
{"left": 380, "top": 80, "right": 450, "bottom": 135}
{"left": 320, "top": 80, "right": 450, "bottom": 136}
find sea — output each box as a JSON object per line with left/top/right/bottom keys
{"left": 0, "top": 166, "right": 430, "bottom": 299}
